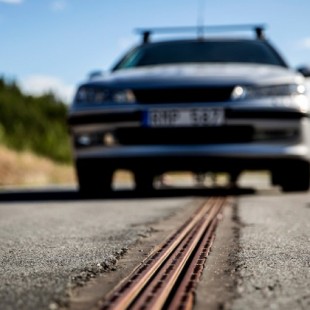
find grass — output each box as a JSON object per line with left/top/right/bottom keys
{"left": 0, "top": 145, "right": 75, "bottom": 187}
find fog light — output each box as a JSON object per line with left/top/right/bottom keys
{"left": 77, "top": 135, "right": 91, "bottom": 146}
{"left": 103, "top": 133, "right": 116, "bottom": 146}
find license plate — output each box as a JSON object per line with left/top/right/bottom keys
{"left": 144, "top": 108, "right": 225, "bottom": 127}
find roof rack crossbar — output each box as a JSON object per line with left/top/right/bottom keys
{"left": 136, "top": 24, "right": 267, "bottom": 43}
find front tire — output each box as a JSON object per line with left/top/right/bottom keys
{"left": 275, "top": 161, "right": 310, "bottom": 192}
{"left": 76, "top": 160, "right": 113, "bottom": 197}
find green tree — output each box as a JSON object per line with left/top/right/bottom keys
{"left": 0, "top": 77, "right": 72, "bottom": 163}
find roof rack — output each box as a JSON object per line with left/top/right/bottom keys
{"left": 136, "top": 24, "right": 267, "bottom": 44}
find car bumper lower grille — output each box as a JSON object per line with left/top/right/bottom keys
{"left": 114, "top": 126, "right": 254, "bottom": 145}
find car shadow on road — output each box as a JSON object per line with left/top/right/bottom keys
{"left": 0, "top": 186, "right": 256, "bottom": 203}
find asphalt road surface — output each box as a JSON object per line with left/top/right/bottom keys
{"left": 196, "top": 175, "right": 310, "bottom": 310}
{"left": 0, "top": 174, "right": 309, "bottom": 310}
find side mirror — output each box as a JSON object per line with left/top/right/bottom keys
{"left": 88, "top": 70, "right": 104, "bottom": 80}
{"left": 297, "top": 65, "right": 310, "bottom": 78}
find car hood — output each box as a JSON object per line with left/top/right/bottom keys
{"left": 91, "top": 64, "right": 304, "bottom": 88}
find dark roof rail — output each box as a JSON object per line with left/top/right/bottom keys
{"left": 136, "top": 24, "right": 267, "bottom": 43}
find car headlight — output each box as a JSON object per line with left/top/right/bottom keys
{"left": 75, "top": 86, "right": 136, "bottom": 104}
{"left": 231, "top": 84, "right": 306, "bottom": 100}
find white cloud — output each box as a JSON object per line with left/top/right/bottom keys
{"left": 299, "top": 38, "right": 310, "bottom": 50}
{"left": 19, "top": 75, "right": 75, "bottom": 104}
{"left": 0, "top": 0, "right": 23, "bottom": 4}
{"left": 50, "top": 0, "right": 66, "bottom": 12}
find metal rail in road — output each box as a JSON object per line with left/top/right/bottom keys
{"left": 99, "top": 197, "right": 226, "bottom": 310}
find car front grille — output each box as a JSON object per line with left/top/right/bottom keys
{"left": 133, "top": 87, "right": 234, "bottom": 104}
{"left": 114, "top": 126, "right": 254, "bottom": 145}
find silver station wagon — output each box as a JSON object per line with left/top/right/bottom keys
{"left": 68, "top": 25, "right": 310, "bottom": 195}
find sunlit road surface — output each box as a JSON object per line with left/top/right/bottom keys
{"left": 0, "top": 173, "right": 309, "bottom": 310}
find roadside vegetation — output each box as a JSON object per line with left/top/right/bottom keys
{"left": 0, "top": 77, "right": 72, "bottom": 163}
{"left": 0, "top": 145, "right": 75, "bottom": 186}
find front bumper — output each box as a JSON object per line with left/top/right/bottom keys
{"left": 73, "top": 143, "right": 309, "bottom": 172}
{"left": 68, "top": 103, "right": 310, "bottom": 173}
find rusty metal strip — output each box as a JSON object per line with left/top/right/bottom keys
{"left": 100, "top": 198, "right": 215, "bottom": 309}
{"left": 168, "top": 219, "right": 218, "bottom": 309}
{"left": 131, "top": 215, "right": 208, "bottom": 309}
{"left": 100, "top": 197, "right": 225, "bottom": 310}
{"left": 134, "top": 198, "right": 223, "bottom": 310}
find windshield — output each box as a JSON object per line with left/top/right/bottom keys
{"left": 113, "top": 40, "right": 287, "bottom": 70}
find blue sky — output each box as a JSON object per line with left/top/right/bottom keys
{"left": 1, "top": 0, "right": 310, "bottom": 102}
